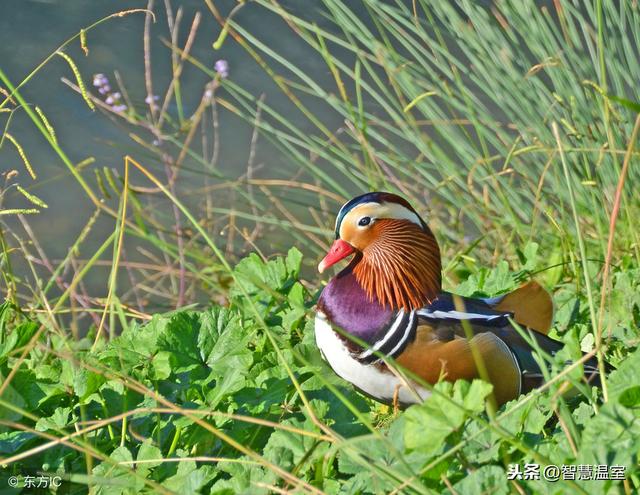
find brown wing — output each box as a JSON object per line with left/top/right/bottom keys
{"left": 395, "top": 321, "right": 521, "bottom": 405}
{"left": 493, "top": 281, "right": 554, "bottom": 334}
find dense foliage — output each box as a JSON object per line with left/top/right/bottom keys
{"left": 1, "top": 248, "right": 639, "bottom": 493}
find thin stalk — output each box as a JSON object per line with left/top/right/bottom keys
{"left": 552, "top": 122, "right": 607, "bottom": 401}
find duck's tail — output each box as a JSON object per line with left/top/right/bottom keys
{"left": 491, "top": 281, "right": 554, "bottom": 334}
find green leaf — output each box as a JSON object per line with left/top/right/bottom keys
{"left": 150, "top": 351, "right": 172, "bottom": 380}
{"left": 404, "top": 380, "right": 492, "bottom": 454}
{"left": 157, "top": 312, "right": 203, "bottom": 373}
{"left": 210, "top": 460, "right": 272, "bottom": 495}
{"left": 92, "top": 446, "right": 138, "bottom": 495}
{"left": 607, "top": 347, "right": 640, "bottom": 402}
{"left": 163, "top": 455, "right": 217, "bottom": 495}
{"left": 75, "top": 368, "right": 106, "bottom": 402}
{"left": 450, "top": 465, "right": 509, "bottom": 495}
{"left": 12, "top": 369, "right": 65, "bottom": 409}
{"left": 198, "top": 307, "right": 244, "bottom": 363}
{"left": 618, "top": 386, "right": 640, "bottom": 408}
{"left": 230, "top": 247, "right": 303, "bottom": 309}
{"left": 35, "top": 407, "right": 72, "bottom": 432}
{"left": 285, "top": 246, "right": 303, "bottom": 278}
{"left": 136, "top": 440, "right": 163, "bottom": 479}
{"left": 520, "top": 242, "right": 539, "bottom": 273}
{"left": 544, "top": 243, "right": 564, "bottom": 287}
{"left": 578, "top": 400, "right": 640, "bottom": 468}
{"left": 461, "top": 380, "right": 494, "bottom": 413}
{"left": 35, "top": 363, "right": 62, "bottom": 382}
{"left": 263, "top": 402, "right": 328, "bottom": 473}
{"left": 580, "top": 333, "right": 594, "bottom": 353}
{"left": 456, "top": 261, "right": 517, "bottom": 297}
{"left": 0, "top": 430, "right": 35, "bottom": 454}
{"left": 199, "top": 307, "right": 253, "bottom": 407}
{"left": 339, "top": 417, "right": 430, "bottom": 493}
{"left": 572, "top": 401, "right": 595, "bottom": 426}
{"left": 0, "top": 372, "right": 26, "bottom": 426}
{"left": 0, "top": 320, "right": 38, "bottom": 360}
{"left": 288, "top": 281, "right": 305, "bottom": 308}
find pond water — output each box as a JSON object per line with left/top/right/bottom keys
{"left": 1, "top": 0, "right": 353, "bottom": 312}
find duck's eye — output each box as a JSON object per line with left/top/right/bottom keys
{"left": 358, "top": 216, "right": 371, "bottom": 227}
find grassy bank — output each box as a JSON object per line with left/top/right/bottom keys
{"left": 1, "top": 0, "right": 639, "bottom": 493}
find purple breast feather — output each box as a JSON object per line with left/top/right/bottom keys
{"left": 318, "top": 269, "right": 393, "bottom": 344}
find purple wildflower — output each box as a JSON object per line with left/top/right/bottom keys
{"left": 93, "top": 71, "right": 128, "bottom": 114}
{"left": 214, "top": 59, "right": 229, "bottom": 78}
{"left": 93, "top": 73, "right": 108, "bottom": 87}
{"left": 145, "top": 95, "right": 159, "bottom": 104}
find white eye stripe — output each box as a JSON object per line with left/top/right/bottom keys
{"left": 356, "top": 202, "right": 422, "bottom": 226}
{"left": 339, "top": 202, "right": 424, "bottom": 238}
{"left": 382, "top": 203, "right": 423, "bottom": 226}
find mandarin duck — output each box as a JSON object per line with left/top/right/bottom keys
{"left": 315, "top": 192, "right": 601, "bottom": 407}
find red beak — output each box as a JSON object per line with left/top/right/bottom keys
{"left": 318, "top": 239, "right": 355, "bottom": 273}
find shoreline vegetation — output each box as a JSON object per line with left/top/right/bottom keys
{"left": 1, "top": 1, "right": 639, "bottom": 493}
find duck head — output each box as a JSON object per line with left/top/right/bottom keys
{"left": 318, "top": 192, "right": 442, "bottom": 311}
